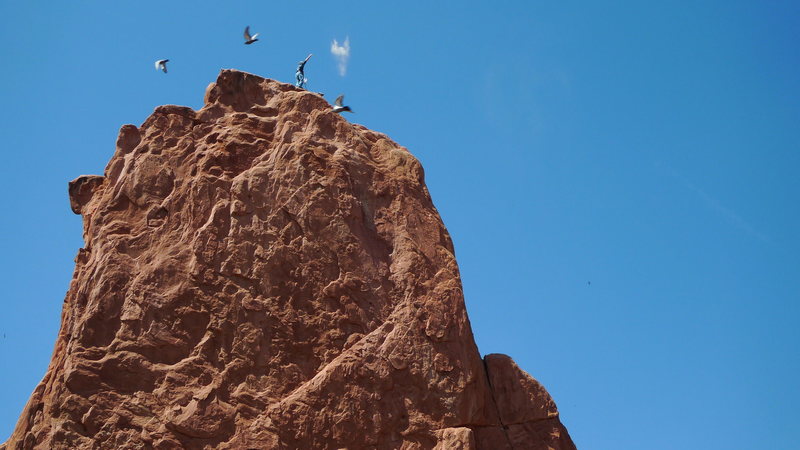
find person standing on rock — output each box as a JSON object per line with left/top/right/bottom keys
{"left": 295, "top": 54, "right": 312, "bottom": 88}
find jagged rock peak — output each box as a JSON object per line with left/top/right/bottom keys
{"left": 4, "top": 70, "right": 575, "bottom": 449}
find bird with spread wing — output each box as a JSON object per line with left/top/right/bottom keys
{"left": 243, "top": 26, "right": 259, "bottom": 45}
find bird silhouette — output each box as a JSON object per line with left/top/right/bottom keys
{"left": 155, "top": 59, "right": 169, "bottom": 73}
{"left": 243, "top": 26, "right": 259, "bottom": 45}
{"left": 332, "top": 95, "right": 352, "bottom": 113}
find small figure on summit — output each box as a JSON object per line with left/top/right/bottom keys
{"left": 332, "top": 95, "right": 352, "bottom": 114}
{"left": 243, "top": 26, "right": 259, "bottom": 45}
{"left": 155, "top": 59, "right": 169, "bottom": 73}
{"left": 295, "top": 54, "right": 312, "bottom": 88}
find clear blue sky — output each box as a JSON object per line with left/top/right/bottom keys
{"left": 1, "top": 1, "right": 798, "bottom": 448}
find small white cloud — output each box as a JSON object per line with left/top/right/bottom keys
{"left": 331, "top": 37, "right": 351, "bottom": 76}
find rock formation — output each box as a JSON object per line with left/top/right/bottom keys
{"left": 3, "top": 70, "right": 575, "bottom": 449}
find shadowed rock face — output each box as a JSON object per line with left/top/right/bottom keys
{"left": 3, "top": 70, "right": 576, "bottom": 450}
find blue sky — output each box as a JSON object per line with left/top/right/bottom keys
{"left": 1, "top": 1, "right": 798, "bottom": 448}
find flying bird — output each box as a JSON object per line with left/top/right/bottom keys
{"left": 155, "top": 59, "right": 169, "bottom": 73}
{"left": 332, "top": 95, "right": 352, "bottom": 113}
{"left": 243, "top": 26, "right": 259, "bottom": 45}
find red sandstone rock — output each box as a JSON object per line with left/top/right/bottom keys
{"left": 479, "top": 355, "right": 574, "bottom": 450}
{"left": 3, "top": 70, "right": 575, "bottom": 449}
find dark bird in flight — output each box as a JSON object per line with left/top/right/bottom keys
{"left": 243, "top": 26, "right": 260, "bottom": 45}
{"left": 155, "top": 59, "right": 169, "bottom": 73}
{"left": 332, "top": 95, "right": 352, "bottom": 113}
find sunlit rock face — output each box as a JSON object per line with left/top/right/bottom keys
{"left": 4, "top": 70, "right": 575, "bottom": 450}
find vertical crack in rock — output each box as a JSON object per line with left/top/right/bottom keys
{"left": 3, "top": 70, "right": 576, "bottom": 450}
{"left": 480, "top": 356, "right": 515, "bottom": 449}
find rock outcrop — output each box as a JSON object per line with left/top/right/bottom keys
{"left": 3, "top": 70, "right": 575, "bottom": 449}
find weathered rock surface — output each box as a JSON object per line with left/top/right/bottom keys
{"left": 3, "top": 70, "right": 575, "bottom": 449}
